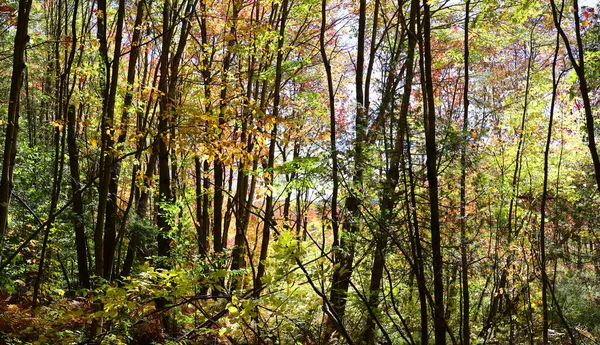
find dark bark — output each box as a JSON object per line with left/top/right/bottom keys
{"left": 202, "top": 160, "right": 210, "bottom": 254}
{"left": 401, "top": 2, "right": 427, "bottom": 342}
{"left": 421, "top": 1, "right": 446, "bottom": 343}
{"left": 222, "top": 170, "right": 234, "bottom": 247}
{"left": 154, "top": 0, "right": 175, "bottom": 332}
{"left": 460, "top": 1, "right": 470, "bottom": 344}
{"left": 103, "top": 0, "right": 144, "bottom": 280}
{"left": 550, "top": 0, "right": 600, "bottom": 191}
{"left": 405, "top": 119, "right": 428, "bottom": 345}
{"left": 157, "top": 0, "right": 195, "bottom": 265}
{"left": 327, "top": 0, "right": 368, "bottom": 330}
{"left": 319, "top": 0, "right": 339, "bottom": 323}
{"left": 155, "top": 0, "right": 194, "bottom": 332}
{"left": 254, "top": 0, "right": 289, "bottom": 299}
{"left": 361, "top": 1, "right": 413, "bottom": 341}
{"left": 34, "top": 0, "right": 82, "bottom": 304}
{"left": 94, "top": 0, "right": 125, "bottom": 279}
{"left": 213, "top": 162, "right": 223, "bottom": 253}
{"left": 119, "top": 44, "right": 158, "bottom": 279}
{"left": 34, "top": 15, "right": 67, "bottom": 305}
{"left": 214, "top": 0, "right": 241, "bottom": 256}
{"left": 227, "top": 0, "right": 249, "bottom": 279}
{"left": 67, "top": 104, "right": 89, "bottom": 289}
{"left": 0, "top": 0, "right": 32, "bottom": 261}
{"left": 540, "top": 21, "right": 577, "bottom": 345}
{"left": 197, "top": 0, "right": 213, "bottom": 259}
{"left": 195, "top": 157, "right": 208, "bottom": 256}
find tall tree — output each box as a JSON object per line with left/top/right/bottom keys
{"left": 0, "top": 0, "right": 33, "bottom": 263}
{"left": 361, "top": 1, "right": 408, "bottom": 341}
{"left": 94, "top": 0, "right": 125, "bottom": 279}
{"left": 550, "top": 0, "right": 600, "bottom": 191}
{"left": 254, "top": 0, "right": 289, "bottom": 299}
{"left": 103, "top": 0, "right": 145, "bottom": 280}
{"left": 327, "top": 0, "right": 372, "bottom": 332}
{"left": 421, "top": 0, "right": 446, "bottom": 343}
{"left": 460, "top": 1, "right": 471, "bottom": 344}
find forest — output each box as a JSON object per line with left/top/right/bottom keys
{"left": 0, "top": 0, "right": 599, "bottom": 343}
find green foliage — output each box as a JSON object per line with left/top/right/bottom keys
{"left": 5, "top": 0, "right": 600, "bottom": 344}
{"left": 552, "top": 271, "right": 600, "bottom": 334}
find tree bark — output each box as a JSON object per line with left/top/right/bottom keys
{"left": 103, "top": 0, "right": 144, "bottom": 280}
{"left": 550, "top": 0, "right": 600, "bottom": 191}
{"left": 94, "top": 0, "right": 125, "bottom": 279}
{"left": 0, "top": 0, "right": 32, "bottom": 262}
{"left": 68, "top": 104, "right": 89, "bottom": 289}
{"left": 254, "top": 0, "right": 289, "bottom": 299}
{"left": 421, "top": 1, "right": 446, "bottom": 343}
{"left": 327, "top": 0, "right": 368, "bottom": 332}
{"left": 460, "top": 1, "right": 471, "bottom": 343}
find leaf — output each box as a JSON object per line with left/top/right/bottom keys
{"left": 227, "top": 304, "right": 238, "bottom": 315}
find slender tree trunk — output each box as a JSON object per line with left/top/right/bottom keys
{"left": 327, "top": 0, "right": 368, "bottom": 332}
{"left": 94, "top": 0, "right": 110, "bottom": 279}
{"left": 68, "top": 104, "right": 89, "bottom": 288}
{"left": 119, "top": 47, "right": 158, "bottom": 279}
{"left": 0, "top": 0, "right": 32, "bottom": 261}
{"left": 361, "top": 2, "right": 414, "bottom": 340}
{"left": 90, "top": 0, "right": 121, "bottom": 335}
{"left": 404, "top": 117, "right": 428, "bottom": 345}
{"left": 34, "top": 0, "right": 82, "bottom": 305}
{"left": 550, "top": 0, "right": 600, "bottom": 191}
{"left": 195, "top": 157, "right": 208, "bottom": 256}
{"left": 222, "top": 170, "right": 234, "bottom": 247}
{"left": 94, "top": 0, "right": 125, "bottom": 280}
{"left": 202, "top": 159, "right": 210, "bottom": 254}
{"left": 155, "top": 0, "right": 194, "bottom": 332}
{"left": 33, "top": 17, "right": 67, "bottom": 303}
{"left": 154, "top": 0, "right": 175, "bottom": 332}
{"left": 197, "top": 0, "right": 213, "bottom": 261}
{"left": 543, "top": 14, "right": 578, "bottom": 343}
{"left": 103, "top": 0, "right": 143, "bottom": 280}
{"left": 33, "top": 101, "right": 67, "bottom": 306}
{"left": 421, "top": 1, "right": 446, "bottom": 343}
{"left": 398, "top": 2, "right": 427, "bottom": 342}
{"left": 214, "top": 1, "right": 241, "bottom": 257}
{"left": 228, "top": 1, "right": 251, "bottom": 282}
{"left": 460, "top": 1, "right": 471, "bottom": 344}
{"left": 254, "top": 0, "right": 289, "bottom": 299}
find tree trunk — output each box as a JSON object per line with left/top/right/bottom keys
{"left": 103, "top": 0, "right": 143, "bottom": 280}
{"left": 254, "top": 0, "right": 289, "bottom": 299}
{"left": 195, "top": 157, "right": 208, "bottom": 256}
{"left": 0, "top": 0, "right": 32, "bottom": 262}
{"left": 67, "top": 104, "right": 90, "bottom": 288}
{"left": 550, "top": 0, "right": 600, "bottom": 191}
{"left": 326, "top": 0, "right": 368, "bottom": 332}
{"left": 421, "top": 1, "right": 446, "bottom": 343}
{"left": 94, "top": 0, "right": 125, "bottom": 280}
{"left": 155, "top": 0, "right": 194, "bottom": 332}
{"left": 460, "top": 1, "right": 471, "bottom": 343}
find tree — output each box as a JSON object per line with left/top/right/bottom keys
{"left": 421, "top": 0, "right": 446, "bottom": 342}
{"left": 3, "top": 1, "right": 600, "bottom": 344}
{"left": 0, "top": 0, "right": 32, "bottom": 264}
